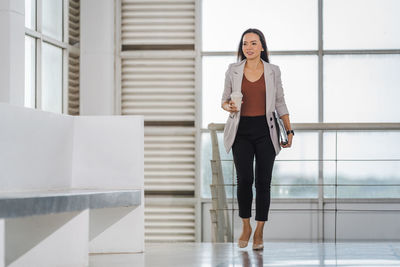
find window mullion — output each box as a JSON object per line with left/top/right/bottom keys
{"left": 25, "top": 28, "right": 41, "bottom": 39}
{"left": 41, "top": 35, "right": 68, "bottom": 49}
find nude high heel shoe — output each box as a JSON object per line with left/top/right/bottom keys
{"left": 237, "top": 226, "right": 252, "bottom": 248}
{"left": 252, "top": 230, "right": 264, "bottom": 250}
{"left": 238, "top": 239, "right": 249, "bottom": 248}
{"left": 252, "top": 242, "right": 264, "bottom": 250}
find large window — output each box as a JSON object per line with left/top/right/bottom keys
{"left": 201, "top": 0, "right": 400, "bottom": 199}
{"left": 24, "top": 0, "right": 66, "bottom": 113}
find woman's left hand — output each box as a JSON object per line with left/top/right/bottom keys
{"left": 281, "top": 133, "right": 293, "bottom": 148}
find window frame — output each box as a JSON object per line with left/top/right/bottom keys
{"left": 24, "top": 0, "right": 69, "bottom": 114}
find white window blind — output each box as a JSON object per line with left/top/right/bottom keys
{"left": 68, "top": 52, "right": 79, "bottom": 115}
{"left": 144, "top": 127, "right": 195, "bottom": 192}
{"left": 68, "top": 0, "right": 80, "bottom": 46}
{"left": 121, "top": 0, "right": 195, "bottom": 46}
{"left": 121, "top": 51, "right": 195, "bottom": 121}
{"left": 145, "top": 198, "right": 196, "bottom": 242}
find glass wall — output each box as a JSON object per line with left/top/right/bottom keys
{"left": 323, "top": 54, "right": 400, "bottom": 122}
{"left": 323, "top": 0, "right": 400, "bottom": 50}
{"left": 202, "top": 0, "right": 318, "bottom": 52}
{"left": 201, "top": 0, "right": 400, "bottom": 199}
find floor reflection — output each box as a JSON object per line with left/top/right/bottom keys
{"left": 90, "top": 242, "right": 400, "bottom": 267}
{"left": 239, "top": 251, "right": 251, "bottom": 266}
{"left": 238, "top": 250, "right": 265, "bottom": 267}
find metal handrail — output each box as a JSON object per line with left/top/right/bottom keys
{"left": 208, "top": 122, "right": 400, "bottom": 131}
{"left": 206, "top": 183, "right": 400, "bottom": 187}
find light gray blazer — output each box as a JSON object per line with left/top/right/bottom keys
{"left": 221, "top": 58, "right": 289, "bottom": 155}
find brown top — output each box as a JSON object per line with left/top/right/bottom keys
{"left": 240, "top": 73, "right": 266, "bottom": 116}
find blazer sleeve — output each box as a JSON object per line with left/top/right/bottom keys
{"left": 221, "top": 64, "right": 233, "bottom": 107}
{"left": 274, "top": 65, "right": 289, "bottom": 117}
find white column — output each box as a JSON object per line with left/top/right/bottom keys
{"left": 80, "top": 0, "right": 115, "bottom": 115}
{"left": 0, "top": 219, "right": 4, "bottom": 267}
{"left": 0, "top": 0, "right": 25, "bottom": 106}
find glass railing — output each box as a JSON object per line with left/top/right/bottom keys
{"left": 204, "top": 123, "right": 400, "bottom": 242}
{"left": 204, "top": 123, "right": 400, "bottom": 199}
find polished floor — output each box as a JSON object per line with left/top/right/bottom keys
{"left": 90, "top": 242, "right": 400, "bottom": 267}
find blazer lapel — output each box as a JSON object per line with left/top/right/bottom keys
{"left": 263, "top": 60, "right": 275, "bottom": 113}
{"left": 232, "top": 59, "right": 246, "bottom": 92}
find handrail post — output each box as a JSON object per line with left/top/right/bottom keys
{"left": 208, "top": 123, "right": 232, "bottom": 242}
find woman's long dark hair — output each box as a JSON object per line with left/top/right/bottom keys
{"left": 237, "top": 28, "right": 270, "bottom": 63}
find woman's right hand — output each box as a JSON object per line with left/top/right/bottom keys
{"left": 222, "top": 100, "right": 241, "bottom": 113}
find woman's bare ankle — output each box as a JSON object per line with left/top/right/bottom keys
{"left": 239, "top": 228, "right": 252, "bottom": 241}
{"left": 239, "top": 219, "right": 252, "bottom": 241}
{"left": 253, "top": 228, "right": 263, "bottom": 242}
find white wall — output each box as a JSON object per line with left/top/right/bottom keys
{"left": 0, "top": 104, "right": 144, "bottom": 193}
{"left": 80, "top": 0, "right": 115, "bottom": 115}
{"left": 71, "top": 116, "right": 143, "bottom": 189}
{"left": 0, "top": 103, "right": 74, "bottom": 191}
{"left": 0, "top": 0, "right": 24, "bottom": 106}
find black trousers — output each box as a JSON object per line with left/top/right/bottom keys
{"left": 232, "top": 115, "right": 276, "bottom": 221}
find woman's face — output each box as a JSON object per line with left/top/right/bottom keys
{"left": 242, "top": 32, "right": 264, "bottom": 60}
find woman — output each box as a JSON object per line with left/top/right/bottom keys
{"left": 221, "top": 28, "right": 294, "bottom": 250}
